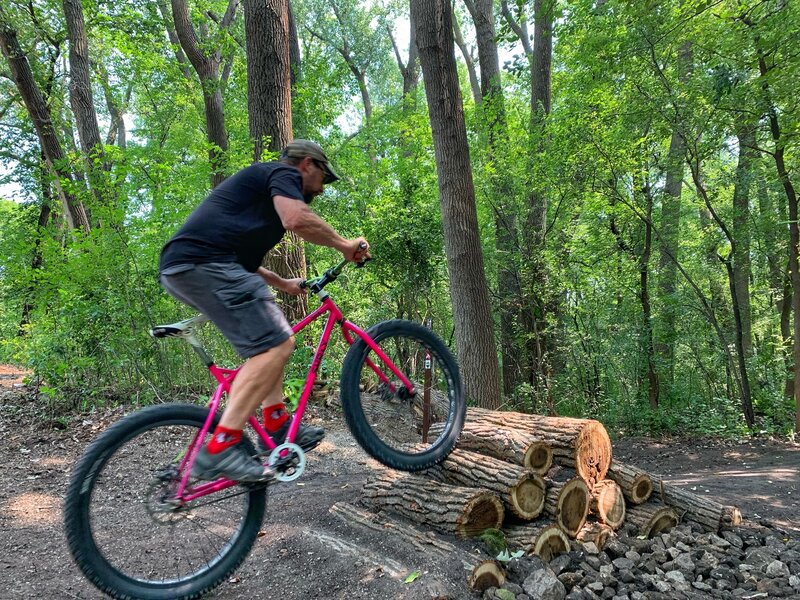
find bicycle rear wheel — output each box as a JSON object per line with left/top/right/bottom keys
{"left": 64, "top": 403, "right": 266, "bottom": 600}
{"left": 340, "top": 319, "right": 465, "bottom": 471}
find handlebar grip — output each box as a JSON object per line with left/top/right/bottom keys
{"left": 356, "top": 257, "right": 373, "bottom": 269}
{"left": 358, "top": 241, "right": 368, "bottom": 250}
{"left": 299, "top": 280, "right": 308, "bottom": 289}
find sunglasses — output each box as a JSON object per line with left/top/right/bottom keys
{"left": 312, "top": 159, "right": 336, "bottom": 184}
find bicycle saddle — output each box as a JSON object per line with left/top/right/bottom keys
{"left": 150, "top": 315, "right": 209, "bottom": 338}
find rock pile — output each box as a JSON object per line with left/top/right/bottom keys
{"left": 481, "top": 520, "right": 800, "bottom": 600}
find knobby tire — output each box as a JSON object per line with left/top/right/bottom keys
{"left": 63, "top": 403, "right": 266, "bottom": 600}
{"left": 340, "top": 319, "right": 465, "bottom": 471}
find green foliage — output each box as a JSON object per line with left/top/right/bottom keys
{"left": 1, "top": 0, "right": 799, "bottom": 436}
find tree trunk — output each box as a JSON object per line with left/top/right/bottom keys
{"left": 19, "top": 157, "right": 52, "bottom": 335}
{"left": 640, "top": 179, "right": 659, "bottom": 408}
{"left": 62, "top": 0, "right": 108, "bottom": 189}
{"left": 98, "top": 64, "right": 131, "bottom": 149}
{"left": 655, "top": 41, "right": 692, "bottom": 399}
{"left": 520, "top": 0, "right": 555, "bottom": 403}
{"left": 412, "top": 0, "right": 502, "bottom": 409}
{"left": 654, "top": 128, "right": 685, "bottom": 396}
{"left": 0, "top": 10, "right": 90, "bottom": 232}
{"left": 244, "top": 0, "right": 308, "bottom": 322}
{"left": 171, "top": 0, "right": 232, "bottom": 188}
{"left": 759, "top": 52, "right": 800, "bottom": 433}
{"left": 724, "top": 257, "right": 756, "bottom": 427}
{"left": 429, "top": 448, "right": 546, "bottom": 520}
{"left": 698, "top": 201, "right": 735, "bottom": 402}
{"left": 732, "top": 122, "right": 756, "bottom": 358}
{"left": 156, "top": 0, "right": 192, "bottom": 79}
{"left": 607, "top": 461, "right": 653, "bottom": 505}
{"left": 450, "top": 8, "right": 481, "bottom": 106}
{"left": 362, "top": 471, "right": 504, "bottom": 538}
{"left": 287, "top": 0, "right": 302, "bottom": 89}
{"left": 467, "top": 407, "right": 613, "bottom": 485}
{"left": 463, "top": 0, "right": 521, "bottom": 397}
{"left": 245, "top": 0, "right": 292, "bottom": 163}
{"left": 690, "top": 158, "right": 755, "bottom": 427}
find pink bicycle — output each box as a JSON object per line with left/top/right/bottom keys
{"left": 63, "top": 258, "right": 464, "bottom": 600}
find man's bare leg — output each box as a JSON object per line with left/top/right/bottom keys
{"left": 218, "top": 336, "right": 295, "bottom": 430}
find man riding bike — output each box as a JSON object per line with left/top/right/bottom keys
{"left": 159, "top": 140, "right": 370, "bottom": 483}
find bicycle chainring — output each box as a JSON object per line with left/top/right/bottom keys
{"left": 268, "top": 442, "right": 306, "bottom": 482}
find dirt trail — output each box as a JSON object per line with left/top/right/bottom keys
{"left": 0, "top": 368, "right": 797, "bottom": 599}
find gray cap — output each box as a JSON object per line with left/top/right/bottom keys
{"left": 280, "top": 139, "right": 339, "bottom": 184}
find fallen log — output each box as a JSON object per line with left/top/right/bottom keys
{"left": 590, "top": 480, "right": 626, "bottom": 530}
{"left": 430, "top": 421, "right": 553, "bottom": 475}
{"left": 576, "top": 521, "right": 615, "bottom": 550}
{"left": 543, "top": 476, "right": 590, "bottom": 537}
{"left": 428, "top": 449, "right": 546, "bottom": 520}
{"left": 607, "top": 461, "right": 653, "bottom": 505}
{"left": 329, "top": 502, "right": 505, "bottom": 591}
{"left": 362, "top": 471, "right": 504, "bottom": 539}
{"left": 504, "top": 522, "right": 571, "bottom": 561}
{"left": 467, "top": 408, "right": 612, "bottom": 485}
{"left": 626, "top": 501, "right": 679, "bottom": 538}
{"left": 652, "top": 477, "right": 743, "bottom": 532}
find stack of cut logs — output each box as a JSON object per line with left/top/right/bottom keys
{"left": 330, "top": 407, "right": 743, "bottom": 592}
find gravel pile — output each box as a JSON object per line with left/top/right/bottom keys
{"left": 481, "top": 521, "right": 800, "bottom": 600}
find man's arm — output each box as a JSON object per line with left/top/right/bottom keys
{"left": 274, "top": 195, "right": 368, "bottom": 261}
{"left": 257, "top": 268, "right": 305, "bottom": 295}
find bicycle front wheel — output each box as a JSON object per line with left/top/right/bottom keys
{"left": 340, "top": 319, "right": 465, "bottom": 471}
{"left": 64, "top": 403, "right": 266, "bottom": 600}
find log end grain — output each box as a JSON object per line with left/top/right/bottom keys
{"left": 468, "top": 559, "right": 505, "bottom": 591}
{"left": 722, "top": 505, "right": 743, "bottom": 526}
{"left": 510, "top": 472, "right": 546, "bottom": 520}
{"left": 575, "top": 420, "right": 613, "bottom": 485}
{"left": 554, "top": 477, "right": 590, "bottom": 538}
{"left": 627, "top": 502, "right": 679, "bottom": 538}
{"left": 524, "top": 442, "right": 553, "bottom": 475}
{"left": 531, "top": 524, "right": 571, "bottom": 562}
{"left": 648, "top": 509, "right": 679, "bottom": 536}
{"left": 456, "top": 492, "right": 505, "bottom": 538}
{"left": 608, "top": 461, "right": 653, "bottom": 505}
{"left": 576, "top": 521, "right": 615, "bottom": 550}
{"left": 591, "top": 480, "right": 626, "bottom": 530}
{"left": 631, "top": 475, "right": 654, "bottom": 504}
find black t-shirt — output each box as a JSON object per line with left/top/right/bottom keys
{"left": 160, "top": 163, "right": 308, "bottom": 273}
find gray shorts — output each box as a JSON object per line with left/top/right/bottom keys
{"left": 160, "top": 262, "right": 293, "bottom": 358}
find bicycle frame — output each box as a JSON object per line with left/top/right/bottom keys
{"left": 176, "top": 292, "right": 416, "bottom": 502}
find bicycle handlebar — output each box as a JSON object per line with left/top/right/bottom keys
{"left": 301, "top": 242, "right": 371, "bottom": 294}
